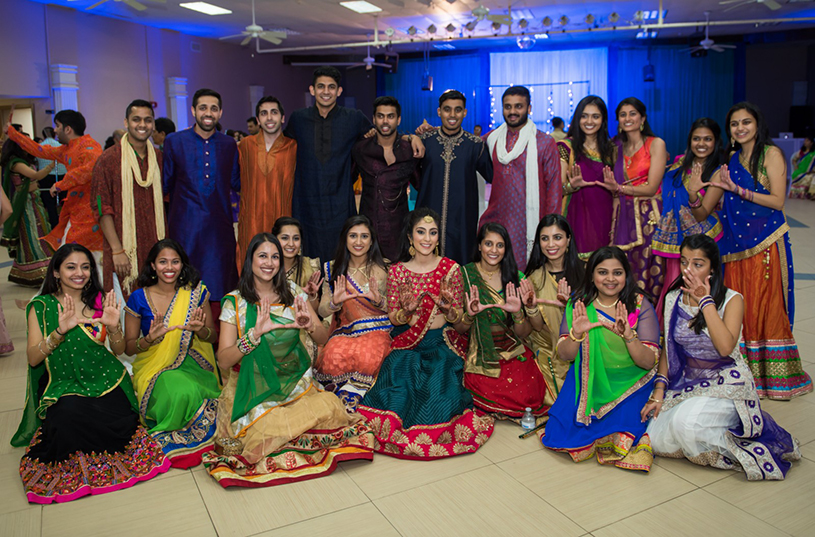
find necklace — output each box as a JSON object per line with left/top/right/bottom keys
{"left": 477, "top": 262, "right": 500, "bottom": 278}
{"left": 594, "top": 297, "right": 619, "bottom": 308}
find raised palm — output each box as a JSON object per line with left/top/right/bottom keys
{"left": 399, "top": 281, "right": 420, "bottom": 315}
{"left": 332, "top": 275, "right": 352, "bottom": 304}
{"left": 56, "top": 294, "right": 81, "bottom": 334}
{"left": 703, "top": 164, "right": 737, "bottom": 193}
{"left": 304, "top": 272, "right": 323, "bottom": 299}
{"left": 359, "top": 274, "right": 381, "bottom": 305}
{"left": 182, "top": 307, "right": 206, "bottom": 332}
{"left": 497, "top": 283, "right": 523, "bottom": 313}
{"left": 99, "top": 290, "right": 121, "bottom": 328}
{"left": 571, "top": 300, "right": 604, "bottom": 336}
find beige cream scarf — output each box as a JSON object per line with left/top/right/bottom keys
{"left": 120, "top": 133, "right": 165, "bottom": 293}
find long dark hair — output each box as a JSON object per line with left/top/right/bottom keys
{"left": 525, "top": 214, "right": 584, "bottom": 290}
{"left": 614, "top": 97, "right": 656, "bottom": 143}
{"left": 40, "top": 244, "right": 104, "bottom": 312}
{"left": 676, "top": 117, "right": 725, "bottom": 187}
{"left": 664, "top": 234, "right": 727, "bottom": 334}
{"left": 272, "top": 216, "right": 306, "bottom": 284}
{"left": 573, "top": 246, "right": 642, "bottom": 312}
{"left": 136, "top": 238, "right": 201, "bottom": 290}
{"left": 0, "top": 139, "right": 35, "bottom": 170}
{"left": 567, "top": 95, "right": 616, "bottom": 167}
{"left": 329, "top": 215, "right": 386, "bottom": 288}
{"left": 725, "top": 101, "right": 779, "bottom": 188}
{"left": 237, "top": 233, "right": 294, "bottom": 307}
{"left": 473, "top": 222, "right": 520, "bottom": 290}
{"left": 396, "top": 207, "right": 442, "bottom": 263}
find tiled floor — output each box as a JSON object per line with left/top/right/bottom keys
{"left": 1, "top": 199, "right": 814, "bottom": 537}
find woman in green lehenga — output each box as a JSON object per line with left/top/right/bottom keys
{"left": 124, "top": 239, "right": 222, "bottom": 468}
{"left": 0, "top": 139, "right": 54, "bottom": 286}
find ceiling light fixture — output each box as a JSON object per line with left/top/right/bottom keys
{"left": 492, "top": 21, "right": 501, "bottom": 31}
{"left": 542, "top": 16, "right": 552, "bottom": 27}
{"left": 427, "top": 24, "right": 437, "bottom": 34}
{"left": 407, "top": 25, "right": 417, "bottom": 35}
{"left": 339, "top": 1, "right": 382, "bottom": 14}
{"left": 446, "top": 23, "right": 456, "bottom": 32}
{"left": 465, "top": 20, "right": 477, "bottom": 31}
{"left": 608, "top": 12, "right": 620, "bottom": 24}
{"left": 179, "top": 2, "right": 232, "bottom": 15}
{"left": 584, "top": 14, "right": 595, "bottom": 25}
{"left": 519, "top": 19, "right": 528, "bottom": 29}
{"left": 559, "top": 15, "right": 569, "bottom": 26}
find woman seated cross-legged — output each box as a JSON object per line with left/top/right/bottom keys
{"left": 203, "top": 233, "right": 373, "bottom": 488}
{"left": 541, "top": 246, "right": 659, "bottom": 471}
{"left": 12, "top": 244, "right": 169, "bottom": 504}
{"left": 358, "top": 208, "right": 495, "bottom": 460}
{"left": 314, "top": 215, "right": 392, "bottom": 410}
{"left": 644, "top": 234, "right": 800, "bottom": 480}
{"left": 124, "top": 239, "right": 222, "bottom": 468}
{"left": 460, "top": 222, "right": 550, "bottom": 421}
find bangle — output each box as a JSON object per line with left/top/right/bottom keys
{"left": 394, "top": 308, "right": 408, "bottom": 325}
{"left": 647, "top": 396, "right": 663, "bottom": 403}
{"left": 511, "top": 311, "right": 526, "bottom": 324}
{"left": 623, "top": 330, "right": 638, "bottom": 344}
{"left": 55, "top": 326, "right": 66, "bottom": 336}
{"left": 569, "top": 327, "right": 586, "bottom": 342}
{"left": 462, "top": 312, "right": 474, "bottom": 325}
{"left": 688, "top": 193, "right": 703, "bottom": 208}
{"left": 135, "top": 336, "right": 148, "bottom": 352}
{"left": 525, "top": 306, "right": 540, "bottom": 317}
{"left": 328, "top": 299, "right": 341, "bottom": 312}
{"left": 112, "top": 249, "right": 125, "bottom": 256}
{"left": 444, "top": 307, "right": 462, "bottom": 324}
{"left": 698, "top": 295, "right": 715, "bottom": 311}
{"left": 108, "top": 324, "right": 122, "bottom": 336}
{"left": 237, "top": 330, "right": 259, "bottom": 355}
{"left": 37, "top": 340, "right": 51, "bottom": 357}
{"left": 198, "top": 326, "right": 213, "bottom": 341}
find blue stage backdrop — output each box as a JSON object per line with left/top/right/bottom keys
{"left": 383, "top": 54, "right": 482, "bottom": 135}
{"left": 383, "top": 45, "right": 735, "bottom": 157}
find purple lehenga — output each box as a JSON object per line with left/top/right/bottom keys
{"left": 559, "top": 140, "right": 625, "bottom": 259}
{"left": 647, "top": 289, "right": 800, "bottom": 480}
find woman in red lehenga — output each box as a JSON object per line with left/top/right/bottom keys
{"left": 461, "top": 222, "right": 549, "bottom": 421}
{"left": 358, "top": 208, "right": 494, "bottom": 459}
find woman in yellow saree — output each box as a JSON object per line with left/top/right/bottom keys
{"left": 124, "top": 239, "right": 221, "bottom": 468}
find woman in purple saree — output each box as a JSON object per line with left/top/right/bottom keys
{"left": 644, "top": 234, "right": 800, "bottom": 480}
{"left": 559, "top": 96, "right": 625, "bottom": 259}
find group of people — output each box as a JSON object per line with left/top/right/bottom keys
{"left": 0, "top": 65, "right": 809, "bottom": 504}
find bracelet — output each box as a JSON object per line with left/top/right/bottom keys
{"left": 237, "top": 331, "right": 259, "bottom": 355}
{"left": 623, "top": 329, "right": 638, "bottom": 344}
{"left": 55, "top": 326, "right": 66, "bottom": 337}
{"left": 198, "top": 326, "right": 213, "bottom": 341}
{"left": 135, "top": 336, "right": 149, "bottom": 352}
{"left": 647, "top": 396, "right": 663, "bottom": 404}
{"left": 462, "top": 312, "right": 474, "bottom": 325}
{"left": 525, "top": 306, "right": 540, "bottom": 317}
{"left": 655, "top": 373, "right": 670, "bottom": 386}
{"left": 328, "top": 299, "right": 341, "bottom": 312}
{"left": 444, "top": 307, "right": 463, "bottom": 324}
{"left": 569, "top": 327, "right": 586, "bottom": 342}
{"left": 394, "top": 308, "right": 408, "bottom": 325}
{"left": 112, "top": 249, "right": 125, "bottom": 256}
{"left": 108, "top": 324, "right": 123, "bottom": 336}
{"left": 688, "top": 193, "right": 703, "bottom": 208}
{"left": 511, "top": 311, "right": 526, "bottom": 324}
{"left": 37, "top": 340, "right": 51, "bottom": 357}
{"left": 247, "top": 327, "right": 261, "bottom": 347}
{"left": 697, "top": 295, "right": 715, "bottom": 310}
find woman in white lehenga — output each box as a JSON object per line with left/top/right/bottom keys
{"left": 643, "top": 234, "right": 800, "bottom": 480}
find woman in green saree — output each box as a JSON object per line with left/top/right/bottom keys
{"left": 204, "top": 233, "right": 372, "bottom": 487}
{"left": 0, "top": 138, "right": 54, "bottom": 286}
{"left": 12, "top": 244, "right": 169, "bottom": 504}
{"left": 124, "top": 239, "right": 222, "bottom": 468}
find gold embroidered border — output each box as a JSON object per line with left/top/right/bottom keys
{"left": 721, "top": 223, "right": 789, "bottom": 263}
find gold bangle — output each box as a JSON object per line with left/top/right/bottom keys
{"left": 37, "top": 340, "right": 51, "bottom": 357}
{"left": 525, "top": 306, "right": 540, "bottom": 317}
{"left": 462, "top": 312, "right": 474, "bottom": 325}
{"left": 198, "top": 326, "right": 213, "bottom": 341}
{"left": 512, "top": 311, "right": 526, "bottom": 324}
{"left": 569, "top": 327, "right": 587, "bottom": 342}
{"left": 394, "top": 309, "right": 408, "bottom": 325}
{"left": 444, "top": 307, "right": 462, "bottom": 324}
{"left": 135, "top": 336, "right": 148, "bottom": 352}
{"left": 623, "top": 329, "right": 638, "bottom": 344}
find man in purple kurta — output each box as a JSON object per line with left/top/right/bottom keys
{"left": 479, "top": 86, "right": 561, "bottom": 270}
{"left": 352, "top": 96, "right": 418, "bottom": 261}
{"left": 163, "top": 88, "right": 240, "bottom": 304}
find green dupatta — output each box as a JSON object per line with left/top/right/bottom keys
{"left": 565, "top": 298, "right": 650, "bottom": 424}
{"left": 11, "top": 294, "right": 135, "bottom": 447}
{"left": 1, "top": 157, "right": 31, "bottom": 248}
{"left": 461, "top": 263, "right": 526, "bottom": 378}
{"left": 228, "top": 297, "right": 311, "bottom": 423}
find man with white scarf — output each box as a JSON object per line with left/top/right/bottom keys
{"left": 91, "top": 99, "right": 166, "bottom": 301}
{"left": 479, "top": 86, "right": 561, "bottom": 270}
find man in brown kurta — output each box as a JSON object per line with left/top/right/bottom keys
{"left": 237, "top": 96, "right": 297, "bottom": 268}
{"left": 90, "top": 100, "right": 165, "bottom": 297}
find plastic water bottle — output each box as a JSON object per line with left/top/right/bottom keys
{"left": 520, "top": 407, "right": 536, "bottom": 430}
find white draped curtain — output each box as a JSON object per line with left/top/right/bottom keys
{"left": 489, "top": 48, "right": 609, "bottom": 132}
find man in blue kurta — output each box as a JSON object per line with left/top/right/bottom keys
{"left": 163, "top": 88, "right": 240, "bottom": 305}
{"left": 284, "top": 67, "right": 373, "bottom": 261}
{"left": 416, "top": 90, "right": 493, "bottom": 265}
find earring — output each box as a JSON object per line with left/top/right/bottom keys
{"left": 639, "top": 123, "right": 644, "bottom": 132}
{"left": 435, "top": 245, "right": 440, "bottom": 256}
{"left": 618, "top": 125, "right": 622, "bottom": 133}
{"left": 409, "top": 244, "right": 416, "bottom": 257}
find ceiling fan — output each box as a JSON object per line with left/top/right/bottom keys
{"left": 472, "top": 4, "right": 513, "bottom": 28}
{"left": 84, "top": 0, "right": 164, "bottom": 12}
{"left": 348, "top": 44, "right": 393, "bottom": 71}
{"left": 684, "top": 12, "right": 737, "bottom": 53}
{"left": 219, "top": 0, "right": 287, "bottom": 46}
{"left": 719, "top": 0, "right": 781, "bottom": 11}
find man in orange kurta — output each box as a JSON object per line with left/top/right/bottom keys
{"left": 237, "top": 96, "right": 297, "bottom": 268}
{"left": 6, "top": 110, "right": 103, "bottom": 253}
